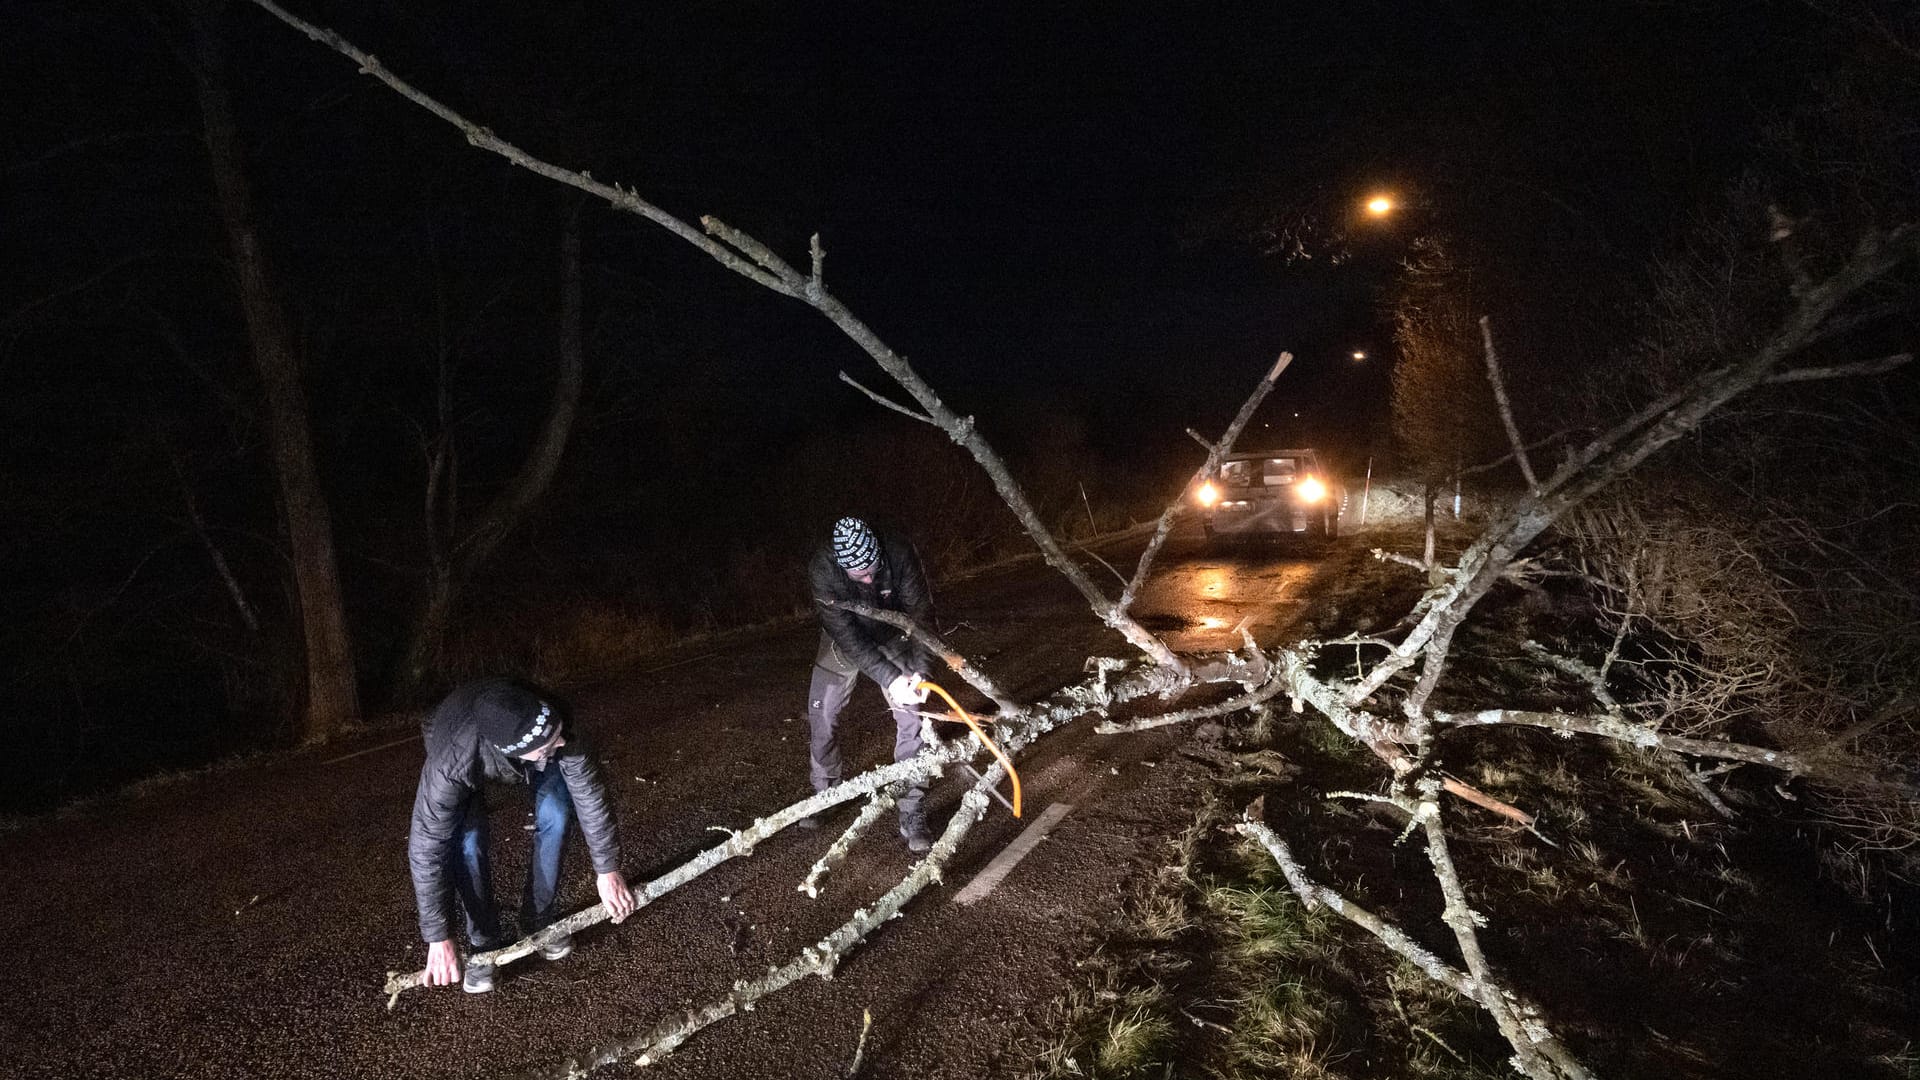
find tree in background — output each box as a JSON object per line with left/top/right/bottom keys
{"left": 184, "top": 0, "right": 357, "bottom": 743}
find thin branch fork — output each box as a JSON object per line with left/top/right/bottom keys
{"left": 1235, "top": 803, "right": 1592, "bottom": 1080}
{"left": 799, "top": 786, "right": 899, "bottom": 898}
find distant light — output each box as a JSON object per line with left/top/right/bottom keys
{"left": 1352, "top": 350, "right": 1367, "bottom": 361}
{"left": 1365, "top": 195, "right": 1394, "bottom": 216}
{"left": 1196, "top": 481, "right": 1220, "bottom": 507}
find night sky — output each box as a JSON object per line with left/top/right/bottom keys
{"left": 1, "top": 0, "right": 1856, "bottom": 804}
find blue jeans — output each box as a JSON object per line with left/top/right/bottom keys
{"left": 447, "top": 762, "right": 574, "bottom": 949}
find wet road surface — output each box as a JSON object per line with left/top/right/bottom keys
{"left": 0, "top": 530, "right": 1325, "bottom": 1080}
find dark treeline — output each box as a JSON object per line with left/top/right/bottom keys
{"left": 6, "top": 0, "right": 1910, "bottom": 812}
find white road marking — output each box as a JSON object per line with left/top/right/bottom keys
{"left": 952, "top": 802, "right": 1074, "bottom": 906}
{"left": 317, "top": 732, "right": 420, "bottom": 767}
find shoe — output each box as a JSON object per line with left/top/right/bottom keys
{"left": 900, "top": 819, "right": 932, "bottom": 854}
{"left": 462, "top": 956, "right": 497, "bottom": 994}
{"left": 538, "top": 931, "right": 573, "bottom": 961}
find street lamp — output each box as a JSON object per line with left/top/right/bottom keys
{"left": 1365, "top": 195, "right": 1394, "bottom": 217}
{"left": 1351, "top": 350, "right": 1367, "bottom": 361}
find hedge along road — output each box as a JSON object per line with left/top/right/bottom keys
{"left": 0, "top": 529, "right": 1328, "bottom": 1080}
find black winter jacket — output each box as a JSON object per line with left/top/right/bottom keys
{"left": 808, "top": 528, "right": 934, "bottom": 686}
{"left": 407, "top": 679, "right": 621, "bottom": 943}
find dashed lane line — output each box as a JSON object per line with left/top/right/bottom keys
{"left": 951, "top": 801, "right": 1074, "bottom": 906}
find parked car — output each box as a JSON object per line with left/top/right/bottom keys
{"left": 1194, "top": 448, "right": 1344, "bottom": 544}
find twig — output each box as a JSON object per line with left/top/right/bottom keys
{"left": 1373, "top": 548, "right": 1431, "bottom": 571}
{"left": 838, "top": 370, "right": 936, "bottom": 426}
{"left": 845, "top": 1007, "right": 873, "bottom": 1079}
{"left": 799, "top": 788, "right": 899, "bottom": 898}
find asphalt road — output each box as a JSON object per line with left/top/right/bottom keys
{"left": 0, "top": 531, "right": 1326, "bottom": 1080}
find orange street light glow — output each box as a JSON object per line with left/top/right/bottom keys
{"left": 1366, "top": 195, "right": 1394, "bottom": 216}
{"left": 1352, "top": 350, "right": 1367, "bottom": 360}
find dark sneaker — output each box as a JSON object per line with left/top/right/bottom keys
{"left": 900, "top": 819, "right": 932, "bottom": 854}
{"left": 462, "top": 956, "right": 496, "bottom": 994}
{"left": 538, "top": 931, "right": 573, "bottom": 962}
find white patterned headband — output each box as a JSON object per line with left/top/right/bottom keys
{"left": 495, "top": 703, "right": 556, "bottom": 755}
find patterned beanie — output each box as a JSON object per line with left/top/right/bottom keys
{"left": 831, "top": 516, "right": 879, "bottom": 573}
{"left": 472, "top": 682, "right": 558, "bottom": 757}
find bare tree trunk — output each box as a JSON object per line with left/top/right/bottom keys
{"left": 188, "top": 3, "right": 357, "bottom": 744}
{"left": 392, "top": 197, "right": 588, "bottom": 697}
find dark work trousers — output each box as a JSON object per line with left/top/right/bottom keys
{"left": 807, "top": 644, "right": 925, "bottom": 826}
{"left": 447, "top": 760, "right": 574, "bottom": 949}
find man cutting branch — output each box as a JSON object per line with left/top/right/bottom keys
{"left": 803, "top": 516, "right": 938, "bottom": 851}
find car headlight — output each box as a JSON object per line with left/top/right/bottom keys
{"left": 1297, "top": 476, "right": 1327, "bottom": 503}
{"left": 1196, "top": 481, "right": 1220, "bottom": 507}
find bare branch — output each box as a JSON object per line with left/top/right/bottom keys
{"left": 838, "top": 370, "right": 936, "bottom": 426}
{"left": 1765, "top": 352, "right": 1912, "bottom": 383}
{"left": 240, "top": 0, "right": 1189, "bottom": 672}
{"left": 1236, "top": 803, "right": 1592, "bottom": 1080}
{"left": 1374, "top": 548, "right": 1432, "bottom": 571}
{"left": 1413, "top": 781, "right": 1594, "bottom": 1080}
{"left": 1094, "top": 672, "right": 1290, "bottom": 734}
{"left": 823, "top": 600, "right": 1020, "bottom": 715}
{"left": 1428, "top": 707, "right": 1809, "bottom": 771}
{"left": 1118, "top": 352, "right": 1294, "bottom": 616}
{"left": 798, "top": 787, "right": 899, "bottom": 898}
{"left": 242, "top": 0, "right": 802, "bottom": 298}
{"left": 1479, "top": 316, "right": 1539, "bottom": 490}
{"left": 1234, "top": 811, "right": 1478, "bottom": 997}
{"left": 1346, "top": 223, "right": 1920, "bottom": 707}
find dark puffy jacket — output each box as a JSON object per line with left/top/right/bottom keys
{"left": 808, "top": 527, "right": 934, "bottom": 686}
{"left": 407, "top": 679, "right": 621, "bottom": 943}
